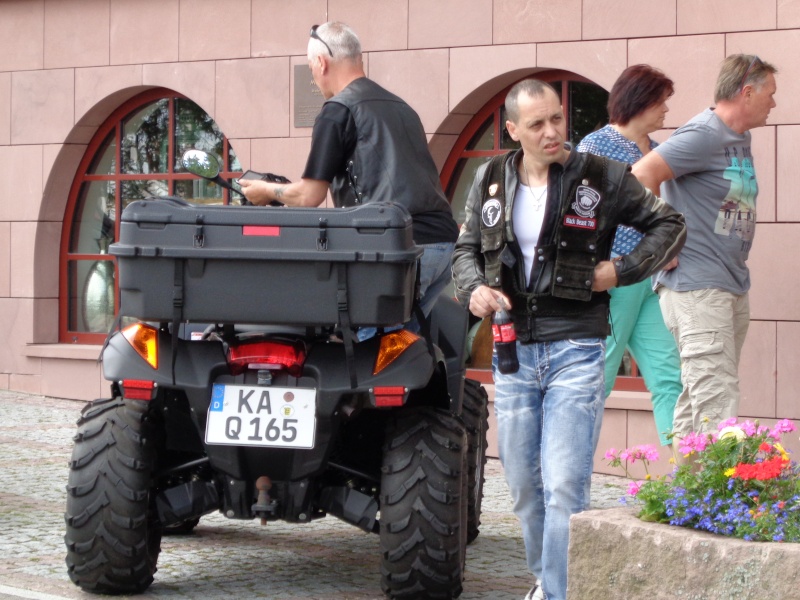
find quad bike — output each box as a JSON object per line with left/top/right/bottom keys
{"left": 64, "top": 150, "right": 489, "bottom": 599}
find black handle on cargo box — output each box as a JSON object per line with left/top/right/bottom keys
{"left": 194, "top": 216, "right": 205, "bottom": 248}
{"left": 317, "top": 218, "right": 328, "bottom": 251}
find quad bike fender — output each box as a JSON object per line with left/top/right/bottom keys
{"left": 101, "top": 328, "right": 227, "bottom": 391}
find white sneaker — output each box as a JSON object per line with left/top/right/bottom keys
{"left": 523, "top": 581, "right": 546, "bottom": 600}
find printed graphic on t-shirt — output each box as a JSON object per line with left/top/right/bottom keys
{"left": 714, "top": 152, "right": 757, "bottom": 250}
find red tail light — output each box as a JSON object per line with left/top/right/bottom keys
{"left": 227, "top": 339, "right": 306, "bottom": 377}
{"left": 372, "top": 386, "right": 407, "bottom": 407}
{"left": 122, "top": 379, "right": 156, "bottom": 400}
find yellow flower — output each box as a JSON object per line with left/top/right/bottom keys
{"left": 775, "top": 442, "right": 789, "bottom": 461}
{"left": 724, "top": 467, "right": 736, "bottom": 477}
{"left": 669, "top": 457, "right": 676, "bottom": 464}
{"left": 645, "top": 474, "right": 651, "bottom": 480}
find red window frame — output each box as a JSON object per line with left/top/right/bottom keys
{"left": 60, "top": 88, "right": 242, "bottom": 344}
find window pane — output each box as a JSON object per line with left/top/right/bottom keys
{"left": 69, "top": 181, "right": 116, "bottom": 254}
{"left": 174, "top": 178, "right": 224, "bottom": 205}
{"left": 122, "top": 99, "right": 169, "bottom": 174}
{"left": 446, "top": 156, "right": 492, "bottom": 224}
{"left": 569, "top": 81, "right": 609, "bottom": 145}
{"left": 121, "top": 179, "right": 169, "bottom": 211}
{"left": 550, "top": 80, "right": 564, "bottom": 102}
{"left": 67, "top": 259, "right": 115, "bottom": 333}
{"left": 229, "top": 146, "right": 242, "bottom": 171}
{"left": 466, "top": 116, "right": 494, "bottom": 151}
{"left": 88, "top": 131, "right": 116, "bottom": 175}
{"left": 229, "top": 181, "right": 247, "bottom": 205}
{"left": 499, "top": 106, "right": 522, "bottom": 150}
{"left": 174, "top": 98, "right": 224, "bottom": 171}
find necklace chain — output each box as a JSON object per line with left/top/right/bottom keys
{"left": 522, "top": 157, "right": 546, "bottom": 209}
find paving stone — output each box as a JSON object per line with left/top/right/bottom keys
{"left": 0, "top": 389, "right": 629, "bottom": 600}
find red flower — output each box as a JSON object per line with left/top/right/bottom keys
{"left": 733, "top": 456, "right": 789, "bottom": 481}
{"left": 759, "top": 442, "right": 772, "bottom": 452}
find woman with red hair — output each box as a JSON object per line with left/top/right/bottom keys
{"left": 577, "top": 64, "right": 681, "bottom": 448}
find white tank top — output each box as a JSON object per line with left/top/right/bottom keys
{"left": 512, "top": 183, "right": 547, "bottom": 287}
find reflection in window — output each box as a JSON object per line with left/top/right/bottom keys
{"left": 70, "top": 181, "right": 116, "bottom": 254}
{"left": 68, "top": 260, "right": 115, "bottom": 334}
{"left": 122, "top": 100, "right": 169, "bottom": 174}
{"left": 174, "top": 98, "right": 224, "bottom": 171}
{"left": 61, "top": 90, "right": 242, "bottom": 343}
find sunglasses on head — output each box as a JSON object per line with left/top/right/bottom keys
{"left": 310, "top": 25, "right": 333, "bottom": 57}
{"left": 739, "top": 55, "right": 762, "bottom": 92}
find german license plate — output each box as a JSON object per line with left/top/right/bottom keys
{"left": 205, "top": 383, "right": 316, "bottom": 448}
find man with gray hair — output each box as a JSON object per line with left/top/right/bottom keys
{"left": 241, "top": 22, "right": 458, "bottom": 327}
{"left": 633, "top": 54, "right": 778, "bottom": 451}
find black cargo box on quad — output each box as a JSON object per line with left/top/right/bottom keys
{"left": 110, "top": 197, "right": 422, "bottom": 327}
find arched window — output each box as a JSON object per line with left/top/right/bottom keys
{"left": 60, "top": 88, "right": 243, "bottom": 344}
{"left": 441, "top": 71, "right": 646, "bottom": 391}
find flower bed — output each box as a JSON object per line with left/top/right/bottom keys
{"left": 567, "top": 506, "right": 800, "bottom": 599}
{"left": 604, "top": 418, "right": 800, "bottom": 542}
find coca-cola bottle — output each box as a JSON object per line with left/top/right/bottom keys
{"left": 492, "top": 299, "right": 519, "bottom": 374}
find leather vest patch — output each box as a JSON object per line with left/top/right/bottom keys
{"left": 482, "top": 198, "right": 502, "bottom": 227}
{"left": 564, "top": 184, "right": 602, "bottom": 230}
{"left": 552, "top": 158, "right": 608, "bottom": 301}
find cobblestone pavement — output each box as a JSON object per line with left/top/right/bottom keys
{"left": 0, "top": 390, "right": 628, "bottom": 600}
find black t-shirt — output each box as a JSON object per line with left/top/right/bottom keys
{"left": 302, "top": 102, "right": 458, "bottom": 245}
{"left": 302, "top": 102, "right": 357, "bottom": 183}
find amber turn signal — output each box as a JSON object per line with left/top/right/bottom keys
{"left": 373, "top": 329, "right": 420, "bottom": 375}
{"left": 121, "top": 322, "right": 159, "bottom": 370}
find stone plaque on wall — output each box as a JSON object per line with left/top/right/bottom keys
{"left": 294, "top": 64, "right": 324, "bottom": 128}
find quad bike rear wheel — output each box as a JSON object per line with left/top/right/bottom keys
{"left": 461, "top": 379, "right": 489, "bottom": 544}
{"left": 64, "top": 397, "right": 162, "bottom": 594}
{"left": 379, "top": 407, "right": 467, "bottom": 599}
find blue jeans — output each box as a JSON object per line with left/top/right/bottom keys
{"left": 493, "top": 338, "right": 606, "bottom": 600}
{"left": 357, "top": 241, "right": 455, "bottom": 340}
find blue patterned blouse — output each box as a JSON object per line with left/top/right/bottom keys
{"left": 576, "top": 125, "right": 657, "bottom": 257}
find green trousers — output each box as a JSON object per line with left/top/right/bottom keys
{"left": 605, "top": 279, "right": 682, "bottom": 446}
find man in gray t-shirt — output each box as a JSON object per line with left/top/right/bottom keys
{"left": 633, "top": 54, "right": 777, "bottom": 449}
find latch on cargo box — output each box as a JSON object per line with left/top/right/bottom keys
{"left": 194, "top": 216, "right": 205, "bottom": 248}
{"left": 317, "top": 218, "right": 328, "bottom": 251}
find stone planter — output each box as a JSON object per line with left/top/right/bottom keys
{"left": 568, "top": 507, "right": 800, "bottom": 599}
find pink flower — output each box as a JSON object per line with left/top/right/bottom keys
{"left": 624, "top": 444, "right": 660, "bottom": 463}
{"left": 627, "top": 480, "right": 643, "bottom": 496}
{"left": 604, "top": 448, "right": 617, "bottom": 461}
{"left": 770, "top": 419, "right": 797, "bottom": 440}
{"left": 718, "top": 417, "right": 739, "bottom": 430}
{"left": 619, "top": 448, "right": 633, "bottom": 462}
{"left": 638, "top": 445, "right": 660, "bottom": 462}
{"left": 740, "top": 421, "right": 757, "bottom": 436}
{"left": 678, "top": 432, "right": 709, "bottom": 455}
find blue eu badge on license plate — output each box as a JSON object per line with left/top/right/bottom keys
{"left": 211, "top": 384, "right": 225, "bottom": 412}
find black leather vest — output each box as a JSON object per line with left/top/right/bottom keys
{"left": 325, "top": 78, "right": 452, "bottom": 218}
{"left": 478, "top": 150, "right": 612, "bottom": 342}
